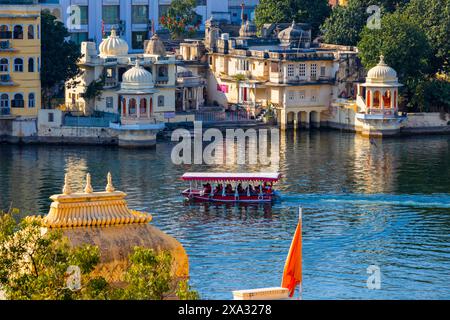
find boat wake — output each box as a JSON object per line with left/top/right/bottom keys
{"left": 279, "top": 193, "right": 450, "bottom": 209}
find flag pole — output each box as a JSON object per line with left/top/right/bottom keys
{"left": 299, "top": 207, "right": 303, "bottom": 301}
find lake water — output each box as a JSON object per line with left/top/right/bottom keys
{"left": 0, "top": 130, "right": 449, "bottom": 299}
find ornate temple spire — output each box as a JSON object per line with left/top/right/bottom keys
{"left": 106, "top": 172, "right": 115, "bottom": 193}
{"left": 84, "top": 173, "right": 93, "bottom": 194}
{"left": 62, "top": 173, "right": 72, "bottom": 195}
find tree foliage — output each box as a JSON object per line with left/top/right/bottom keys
{"left": 321, "top": 0, "right": 409, "bottom": 46}
{"left": 255, "top": 0, "right": 331, "bottom": 37}
{"left": 159, "top": 0, "right": 202, "bottom": 39}
{"left": 357, "top": 10, "right": 432, "bottom": 81}
{"left": 0, "top": 211, "right": 199, "bottom": 300}
{"left": 403, "top": 0, "right": 450, "bottom": 74}
{"left": 41, "top": 10, "right": 82, "bottom": 108}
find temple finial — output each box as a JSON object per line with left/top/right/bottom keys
{"left": 84, "top": 173, "right": 93, "bottom": 194}
{"left": 62, "top": 174, "right": 72, "bottom": 195}
{"left": 110, "top": 27, "right": 117, "bottom": 37}
{"left": 106, "top": 172, "right": 115, "bottom": 193}
{"left": 379, "top": 54, "right": 385, "bottom": 65}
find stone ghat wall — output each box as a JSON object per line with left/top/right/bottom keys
{"left": 402, "top": 113, "right": 450, "bottom": 134}
{"left": 37, "top": 125, "right": 119, "bottom": 145}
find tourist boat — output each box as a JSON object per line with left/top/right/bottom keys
{"left": 181, "top": 172, "right": 281, "bottom": 203}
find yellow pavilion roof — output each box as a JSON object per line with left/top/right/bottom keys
{"left": 42, "top": 173, "right": 152, "bottom": 228}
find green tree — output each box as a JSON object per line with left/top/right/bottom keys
{"left": 403, "top": 0, "right": 450, "bottom": 74}
{"left": 357, "top": 11, "right": 432, "bottom": 81}
{"left": 0, "top": 210, "right": 108, "bottom": 300}
{"left": 321, "top": 0, "right": 408, "bottom": 46}
{"left": 41, "top": 10, "right": 82, "bottom": 109}
{"left": 357, "top": 10, "right": 434, "bottom": 109}
{"left": 0, "top": 210, "right": 199, "bottom": 300}
{"left": 159, "top": 0, "right": 201, "bottom": 39}
{"left": 255, "top": 0, "right": 331, "bottom": 37}
{"left": 409, "top": 79, "right": 450, "bottom": 113}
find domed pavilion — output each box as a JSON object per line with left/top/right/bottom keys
{"left": 356, "top": 55, "right": 405, "bottom": 136}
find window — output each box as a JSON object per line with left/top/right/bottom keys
{"left": 70, "top": 32, "right": 88, "bottom": 45}
{"left": 106, "top": 97, "right": 113, "bottom": 109}
{"left": 299, "top": 90, "right": 305, "bottom": 100}
{"left": 13, "top": 25, "right": 23, "bottom": 39}
{"left": 132, "top": 5, "right": 148, "bottom": 24}
{"left": 310, "top": 63, "right": 317, "bottom": 79}
{"left": 320, "top": 66, "right": 326, "bottom": 77}
{"left": 28, "top": 25, "right": 34, "bottom": 39}
{"left": 298, "top": 63, "right": 306, "bottom": 77}
{"left": 0, "top": 58, "right": 8, "bottom": 72}
{"left": 287, "top": 64, "right": 295, "bottom": 77}
{"left": 237, "top": 59, "right": 249, "bottom": 71}
{"left": 158, "top": 66, "right": 168, "bottom": 79}
{"left": 0, "top": 94, "right": 9, "bottom": 108}
{"left": 12, "top": 93, "right": 24, "bottom": 108}
{"left": 28, "top": 58, "right": 34, "bottom": 72}
{"left": 102, "top": 5, "right": 120, "bottom": 24}
{"left": 158, "top": 95, "right": 164, "bottom": 107}
{"left": 48, "top": 112, "right": 54, "bottom": 122}
{"left": 311, "top": 90, "right": 317, "bottom": 102}
{"left": 132, "top": 31, "right": 147, "bottom": 49}
{"left": 288, "top": 91, "right": 295, "bottom": 101}
{"left": 28, "top": 93, "right": 35, "bottom": 108}
{"left": 14, "top": 58, "right": 23, "bottom": 72}
{"left": 78, "top": 6, "right": 89, "bottom": 25}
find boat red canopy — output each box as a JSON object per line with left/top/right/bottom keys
{"left": 182, "top": 172, "right": 281, "bottom": 183}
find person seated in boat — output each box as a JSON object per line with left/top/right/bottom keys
{"left": 263, "top": 182, "right": 273, "bottom": 194}
{"left": 237, "top": 183, "right": 245, "bottom": 195}
{"left": 225, "top": 184, "right": 233, "bottom": 195}
{"left": 254, "top": 184, "right": 263, "bottom": 195}
{"left": 204, "top": 183, "right": 212, "bottom": 194}
{"left": 248, "top": 184, "right": 255, "bottom": 195}
{"left": 214, "top": 184, "right": 223, "bottom": 195}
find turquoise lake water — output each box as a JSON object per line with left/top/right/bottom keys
{"left": 0, "top": 130, "right": 449, "bottom": 299}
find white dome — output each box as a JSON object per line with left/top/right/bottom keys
{"left": 99, "top": 29, "right": 129, "bottom": 57}
{"left": 121, "top": 60, "right": 155, "bottom": 92}
{"left": 366, "top": 55, "right": 398, "bottom": 82}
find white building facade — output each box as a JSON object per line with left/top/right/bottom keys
{"left": 58, "top": 0, "right": 229, "bottom": 51}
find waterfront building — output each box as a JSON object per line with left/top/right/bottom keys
{"left": 202, "top": 12, "right": 362, "bottom": 129}
{"left": 0, "top": 0, "right": 41, "bottom": 118}
{"left": 65, "top": 28, "right": 205, "bottom": 123}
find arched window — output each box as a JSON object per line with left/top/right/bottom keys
{"left": 0, "top": 58, "right": 8, "bottom": 72}
{"left": 28, "top": 25, "right": 34, "bottom": 39}
{"left": 121, "top": 97, "right": 126, "bottom": 114}
{"left": 28, "top": 58, "right": 34, "bottom": 72}
{"left": 13, "top": 25, "right": 23, "bottom": 39}
{"left": 140, "top": 98, "right": 147, "bottom": 115}
{"left": 14, "top": 59, "right": 23, "bottom": 72}
{"left": 0, "top": 94, "right": 9, "bottom": 108}
{"left": 14, "top": 58, "right": 23, "bottom": 72}
{"left": 0, "top": 25, "right": 9, "bottom": 39}
{"left": 158, "top": 95, "right": 164, "bottom": 107}
{"left": 28, "top": 93, "right": 35, "bottom": 108}
{"left": 12, "top": 93, "right": 24, "bottom": 108}
{"left": 129, "top": 98, "right": 137, "bottom": 115}
{"left": 383, "top": 90, "right": 391, "bottom": 108}
{"left": 373, "top": 91, "right": 380, "bottom": 108}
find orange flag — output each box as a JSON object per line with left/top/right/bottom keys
{"left": 281, "top": 208, "right": 302, "bottom": 298}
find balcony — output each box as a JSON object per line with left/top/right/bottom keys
{"left": 104, "top": 78, "right": 118, "bottom": 88}
{"left": 0, "top": 31, "right": 12, "bottom": 40}
{"left": 0, "top": 74, "right": 15, "bottom": 86}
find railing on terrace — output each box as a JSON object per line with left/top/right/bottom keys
{"left": 0, "top": 107, "right": 11, "bottom": 116}
{"left": 63, "top": 112, "right": 120, "bottom": 128}
{"left": 194, "top": 110, "right": 254, "bottom": 123}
